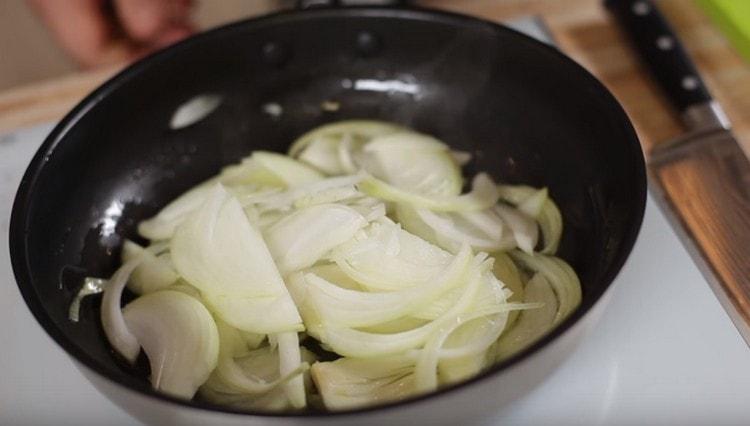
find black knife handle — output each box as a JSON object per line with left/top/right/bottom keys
{"left": 605, "top": 0, "right": 712, "bottom": 112}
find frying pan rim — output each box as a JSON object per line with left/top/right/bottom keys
{"left": 9, "top": 4, "right": 647, "bottom": 419}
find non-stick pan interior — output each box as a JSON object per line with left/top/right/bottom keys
{"left": 11, "top": 6, "right": 645, "bottom": 415}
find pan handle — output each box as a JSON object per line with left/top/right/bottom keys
{"left": 604, "top": 0, "right": 722, "bottom": 128}
{"left": 297, "top": 0, "right": 408, "bottom": 8}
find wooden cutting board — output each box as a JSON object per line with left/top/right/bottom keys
{"left": 423, "top": 0, "right": 750, "bottom": 155}
{"left": 1, "top": 0, "right": 748, "bottom": 157}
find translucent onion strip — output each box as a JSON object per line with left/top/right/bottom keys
{"left": 277, "top": 331, "right": 306, "bottom": 409}
{"left": 414, "top": 307, "right": 509, "bottom": 392}
{"left": 303, "top": 245, "right": 471, "bottom": 327}
{"left": 170, "top": 184, "right": 302, "bottom": 334}
{"left": 497, "top": 184, "right": 563, "bottom": 254}
{"left": 310, "top": 355, "right": 416, "bottom": 410}
{"left": 101, "top": 257, "right": 144, "bottom": 363}
{"left": 123, "top": 290, "right": 220, "bottom": 399}
{"left": 288, "top": 120, "right": 405, "bottom": 158}
{"left": 69, "top": 277, "right": 106, "bottom": 322}
{"left": 264, "top": 204, "right": 367, "bottom": 275}
{"left": 121, "top": 240, "right": 179, "bottom": 295}
{"left": 494, "top": 204, "right": 538, "bottom": 254}
{"left": 319, "top": 257, "right": 485, "bottom": 357}
{"left": 358, "top": 173, "right": 499, "bottom": 212}
{"left": 491, "top": 273, "right": 558, "bottom": 361}
{"left": 509, "top": 251, "right": 581, "bottom": 325}
{"left": 331, "top": 219, "right": 453, "bottom": 291}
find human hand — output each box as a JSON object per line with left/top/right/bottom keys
{"left": 29, "top": 0, "right": 194, "bottom": 68}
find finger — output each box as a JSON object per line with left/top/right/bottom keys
{"left": 152, "top": 24, "right": 193, "bottom": 48}
{"left": 127, "top": 24, "right": 192, "bottom": 63}
{"left": 28, "top": 0, "right": 128, "bottom": 67}
{"left": 114, "top": 0, "right": 193, "bottom": 42}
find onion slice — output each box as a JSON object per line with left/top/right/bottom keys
{"left": 302, "top": 245, "right": 471, "bottom": 327}
{"left": 121, "top": 240, "right": 179, "bottom": 294}
{"left": 510, "top": 251, "right": 581, "bottom": 325}
{"left": 289, "top": 120, "right": 404, "bottom": 158}
{"left": 264, "top": 204, "right": 367, "bottom": 275}
{"left": 171, "top": 184, "right": 302, "bottom": 334}
{"left": 498, "top": 184, "right": 563, "bottom": 254}
{"left": 311, "top": 355, "right": 416, "bottom": 410}
{"left": 331, "top": 219, "right": 453, "bottom": 291}
{"left": 358, "top": 173, "right": 499, "bottom": 212}
{"left": 491, "top": 273, "right": 558, "bottom": 361}
{"left": 277, "top": 331, "right": 306, "bottom": 409}
{"left": 494, "top": 204, "right": 538, "bottom": 254}
{"left": 101, "top": 258, "right": 144, "bottom": 363}
{"left": 123, "top": 290, "right": 219, "bottom": 399}
{"left": 69, "top": 277, "right": 105, "bottom": 323}
{"left": 319, "top": 256, "right": 485, "bottom": 357}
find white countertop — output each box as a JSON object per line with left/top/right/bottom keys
{"left": 2, "top": 122, "right": 749, "bottom": 426}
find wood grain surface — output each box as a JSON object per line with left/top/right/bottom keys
{"left": 652, "top": 130, "right": 750, "bottom": 342}
{"left": 0, "top": 66, "right": 119, "bottom": 134}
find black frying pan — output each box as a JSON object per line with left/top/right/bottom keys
{"left": 9, "top": 3, "right": 646, "bottom": 423}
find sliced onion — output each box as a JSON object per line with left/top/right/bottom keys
{"left": 250, "top": 151, "right": 324, "bottom": 187}
{"left": 409, "top": 207, "right": 515, "bottom": 254}
{"left": 211, "top": 322, "right": 307, "bottom": 396}
{"left": 331, "top": 219, "right": 453, "bottom": 291}
{"left": 492, "top": 252, "right": 525, "bottom": 326}
{"left": 491, "top": 273, "right": 558, "bottom": 361}
{"left": 358, "top": 173, "right": 499, "bottom": 212}
{"left": 69, "top": 277, "right": 106, "bottom": 323}
{"left": 264, "top": 204, "right": 367, "bottom": 275}
{"left": 537, "top": 198, "right": 563, "bottom": 255}
{"left": 311, "top": 355, "right": 416, "bottom": 410}
{"left": 138, "top": 178, "right": 219, "bottom": 240}
{"left": 363, "top": 132, "right": 449, "bottom": 153}
{"left": 319, "top": 256, "right": 485, "bottom": 357}
{"left": 101, "top": 258, "right": 144, "bottom": 363}
{"left": 509, "top": 251, "right": 581, "bottom": 325}
{"left": 121, "top": 240, "right": 178, "bottom": 295}
{"left": 90, "top": 119, "right": 583, "bottom": 411}
{"left": 494, "top": 204, "right": 538, "bottom": 254}
{"left": 288, "top": 120, "right": 405, "bottom": 158}
{"left": 498, "top": 184, "right": 563, "bottom": 254}
{"left": 303, "top": 245, "right": 471, "bottom": 327}
{"left": 361, "top": 132, "right": 461, "bottom": 196}
{"left": 170, "top": 94, "right": 222, "bottom": 130}
{"left": 123, "top": 290, "right": 220, "bottom": 399}
{"left": 245, "top": 174, "right": 366, "bottom": 213}
{"left": 337, "top": 132, "right": 359, "bottom": 174}
{"left": 412, "top": 268, "right": 506, "bottom": 321}
{"left": 277, "top": 331, "right": 306, "bottom": 409}
{"left": 292, "top": 186, "right": 362, "bottom": 209}
{"left": 450, "top": 150, "right": 472, "bottom": 166}
{"left": 414, "top": 306, "right": 510, "bottom": 392}
{"left": 203, "top": 344, "right": 309, "bottom": 405}
{"left": 171, "top": 184, "right": 302, "bottom": 334}
{"left": 305, "top": 264, "right": 363, "bottom": 291}
{"left": 298, "top": 136, "right": 344, "bottom": 175}
{"left": 286, "top": 273, "right": 325, "bottom": 341}
{"left": 517, "top": 187, "right": 548, "bottom": 218}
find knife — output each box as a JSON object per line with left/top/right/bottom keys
{"left": 606, "top": 0, "right": 750, "bottom": 343}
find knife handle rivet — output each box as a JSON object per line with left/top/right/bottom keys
{"left": 682, "top": 76, "right": 699, "bottom": 91}
{"left": 656, "top": 36, "right": 674, "bottom": 50}
{"left": 632, "top": 1, "right": 650, "bottom": 16}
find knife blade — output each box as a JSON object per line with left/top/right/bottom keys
{"left": 606, "top": 0, "right": 750, "bottom": 343}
